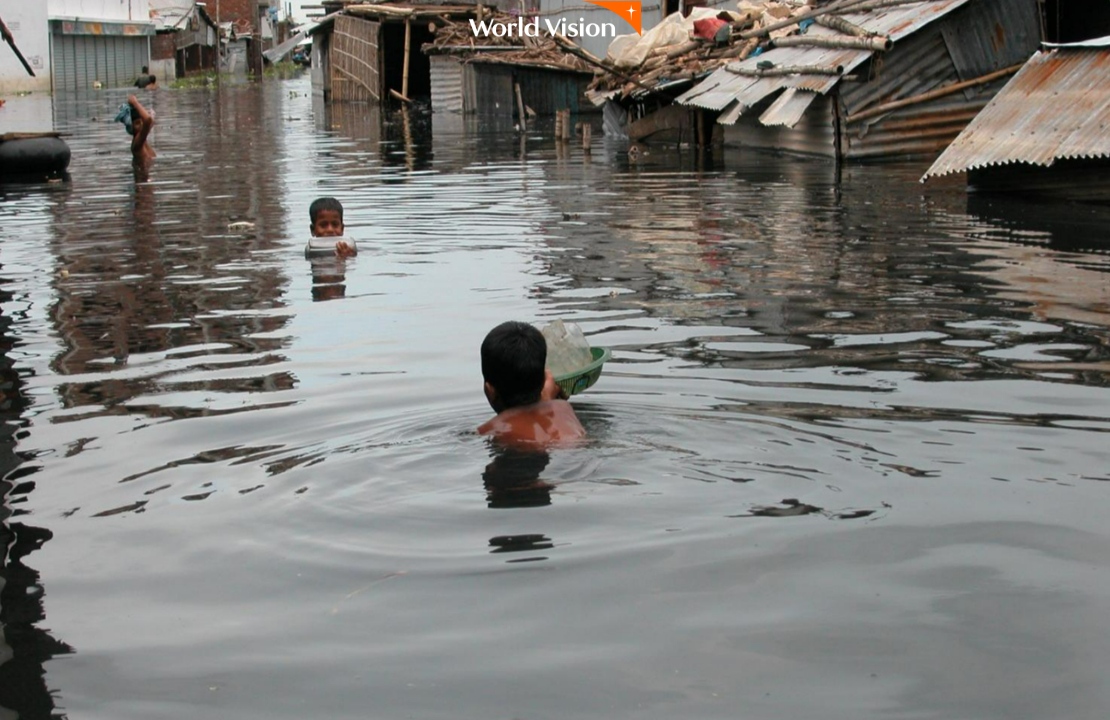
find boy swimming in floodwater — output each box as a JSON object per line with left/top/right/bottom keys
{"left": 309, "top": 197, "right": 356, "bottom": 257}
{"left": 478, "top": 321, "right": 585, "bottom": 447}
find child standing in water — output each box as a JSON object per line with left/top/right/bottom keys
{"left": 479, "top": 321, "right": 584, "bottom": 447}
{"left": 123, "top": 94, "right": 155, "bottom": 164}
{"left": 309, "top": 197, "right": 356, "bottom": 257}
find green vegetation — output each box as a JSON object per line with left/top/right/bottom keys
{"left": 169, "top": 72, "right": 231, "bottom": 89}
{"left": 263, "top": 61, "right": 303, "bottom": 79}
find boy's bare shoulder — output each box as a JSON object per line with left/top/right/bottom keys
{"left": 479, "top": 400, "right": 585, "bottom": 447}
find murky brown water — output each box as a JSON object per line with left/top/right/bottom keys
{"left": 3, "top": 76, "right": 1110, "bottom": 719}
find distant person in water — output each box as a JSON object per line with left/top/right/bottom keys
{"left": 121, "top": 94, "right": 156, "bottom": 164}
{"left": 478, "top": 321, "right": 584, "bottom": 447}
{"left": 134, "top": 66, "right": 156, "bottom": 89}
{"left": 309, "top": 197, "right": 356, "bottom": 257}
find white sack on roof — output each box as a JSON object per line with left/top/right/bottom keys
{"left": 737, "top": 1, "right": 799, "bottom": 40}
{"left": 607, "top": 8, "right": 724, "bottom": 68}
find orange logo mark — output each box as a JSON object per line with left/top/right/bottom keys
{"left": 585, "top": 1, "right": 642, "bottom": 35}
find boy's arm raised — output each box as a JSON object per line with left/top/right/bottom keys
{"left": 128, "top": 94, "right": 154, "bottom": 156}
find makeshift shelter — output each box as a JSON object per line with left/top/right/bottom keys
{"left": 673, "top": 0, "right": 1041, "bottom": 160}
{"left": 423, "top": 12, "right": 595, "bottom": 117}
{"left": 309, "top": 4, "right": 477, "bottom": 103}
{"left": 149, "top": 0, "right": 218, "bottom": 78}
{"left": 922, "top": 37, "right": 1110, "bottom": 203}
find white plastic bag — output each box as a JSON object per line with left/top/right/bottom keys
{"left": 541, "top": 320, "right": 594, "bottom": 377}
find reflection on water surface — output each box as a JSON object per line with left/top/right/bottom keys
{"left": 1, "top": 78, "right": 1109, "bottom": 720}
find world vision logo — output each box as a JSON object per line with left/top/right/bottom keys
{"left": 585, "top": 1, "right": 643, "bottom": 35}
{"left": 469, "top": 1, "right": 642, "bottom": 39}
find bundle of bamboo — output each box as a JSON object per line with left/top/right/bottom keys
{"left": 423, "top": 12, "right": 594, "bottom": 74}
{"left": 586, "top": 0, "right": 899, "bottom": 101}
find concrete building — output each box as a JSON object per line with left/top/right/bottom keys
{"left": 46, "top": 0, "right": 156, "bottom": 92}
{"left": 0, "top": 1, "right": 51, "bottom": 94}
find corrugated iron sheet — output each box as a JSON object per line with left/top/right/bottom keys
{"left": 839, "top": 25, "right": 957, "bottom": 115}
{"left": 940, "top": 0, "right": 1040, "bottom": 80}
{"left": 430, "top": 55, "right": 463, "bottom": 113}
{"left": 759, "top": 87, "right": 819, "bottom": 128}
{"left": 678, "top": 0, "right": 971, "bottom": 113}
{"left": 722, "top": 93, "right": 837, "bottom": 157}
{"left": 923, "top": 48, "right": 1110, "bottom": 178}
{"left": 844, "top": 91, "right": 994, "bottom": 160}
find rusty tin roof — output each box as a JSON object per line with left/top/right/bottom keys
{"left": 923, "top": 42, "right": 1110, "bottom": 178}
{"left": 677, "top": 0, "right": 971, "bottom": 122}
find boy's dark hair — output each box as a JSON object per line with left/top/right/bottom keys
{"left": 310, "top": 197, "right": 344, "bottom": 224}
{"left": 482, "top": 321, "right": 546, "bottom": 409}
{"left": 141, "top": 66, "right": 149, "bottom": 74}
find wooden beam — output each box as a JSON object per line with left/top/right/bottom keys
{"left": 726, "top": 63, "right": 844, "bottom": 77}
{"left": 846, "top": 63, "right": 1023, "bottom": 124}
{"left": 402, "top": 18, "right": 411, "bottom": 99}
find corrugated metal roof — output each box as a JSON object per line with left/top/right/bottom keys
{"left": 677, "top": 0, "right": 971, "bottom": 113}
{"left": 923, "top": 47, "right": 1110, "bottom": 178}
{"left": 759, "top": 87, "right": 819, "bottom": 128}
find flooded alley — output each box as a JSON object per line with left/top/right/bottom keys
{"left": 2, "top": 76, "right": 1110, "bottom": 719}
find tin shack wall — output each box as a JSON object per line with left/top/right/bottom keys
{"left": 463, "top": 63, "right": 514, "bottom": 116}
{"left": 722, "top": 93, "right": 838, "bottom": 158}
{"left": 515, "top": 67, "right": 593, "bottom": 115}
{"left": 837, "top": 0, "right": 1039, "bottom": 161}
{"left": 429, "top": 55, "right": 464, "bottom": 114}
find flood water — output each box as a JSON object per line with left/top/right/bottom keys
{"left": 2, "top": 76, "right": 1110, "bottom": 719}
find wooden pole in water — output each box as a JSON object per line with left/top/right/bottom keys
{"left": 582, "top": 122, "right": 591, "bottom": 153}
{"left": 516, "top": 83, "right": 527, "bottom": 132}
{"left": 401, "top": 19, "right": 411, "bottom": 100}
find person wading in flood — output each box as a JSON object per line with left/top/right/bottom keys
{"left": 117, "top": 94, "right": 156, "bottom": 168}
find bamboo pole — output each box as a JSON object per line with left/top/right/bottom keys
{"left": 845, "top": 63, "right": 1023, "bottom": 124}
{"left": 0, "top": 15, "right": 35, "bottom": 76}
{"left": 831, "top": 0, "right": 934, "bottom": 14}
{"left": 736, "top": 0, "right": 876, "bottom": 40}
{"left": 581, "top": 122, "right": 591, "bottom": 153}
{"left": 813, "top": 15, "right": 871, "bottom": 38}
{"left": 726, "top": 63, "right": 844, "bottom": 77}
{"left": 771, "top": 34, "right": 891, "bottom": 52}
{"left": 402, "top": 18, "right": 411, "bottom": 100}
{"left": 552, "top": 34, "right": 659, "bottom": 95}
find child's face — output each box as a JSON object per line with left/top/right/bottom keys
{"left": 311, "top": 209, "right": 344, "bottom": 237}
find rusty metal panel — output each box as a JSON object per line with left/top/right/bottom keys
{"left": 924, "top": 48, "right": 1110, "bottom": 178}
{"left": 839, "top": 25, "right": 958, "bottom": 116}
{"left": 844, "top": 90, "right": 994, "bottom": 160}
{"left": 331, "top": 15, "right": 380, "bottom": 103}
{"left": 759, "top": 87, "right": 820, "bottom": 128}
{"left": 723, "top": 93, "right": 837, "bottom": 157}
{"left": 429, "top": 55, "right": 463, "bottom": 114}
{"left": 940, "top": 0, "right": 1040, "bottom": 81}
